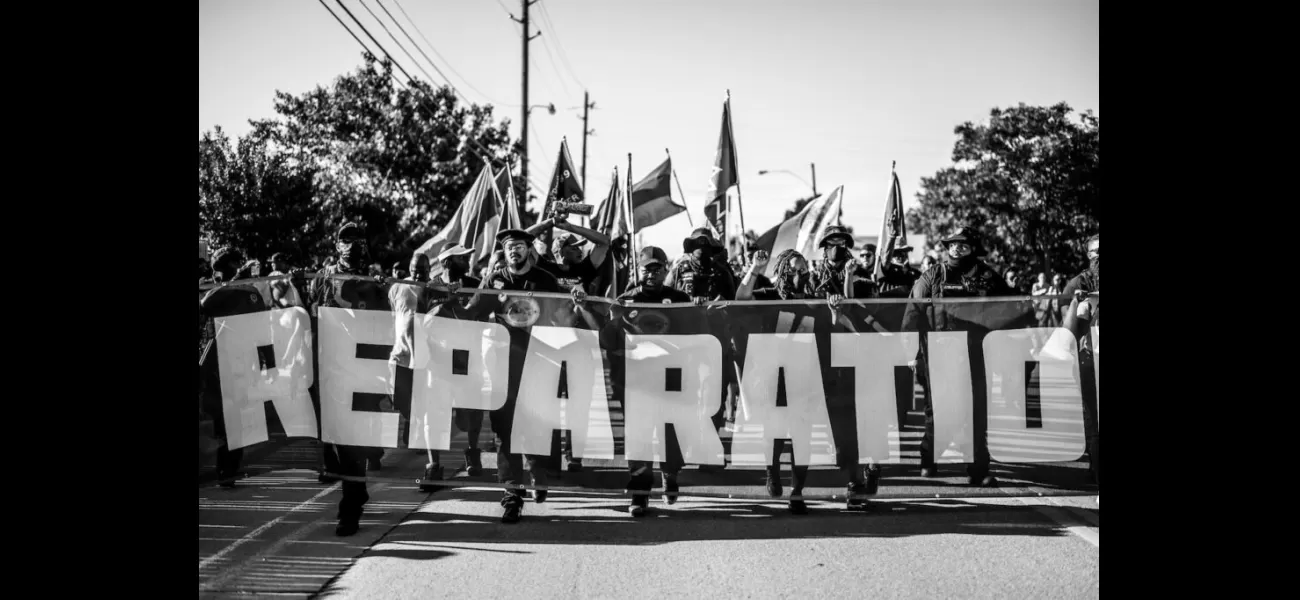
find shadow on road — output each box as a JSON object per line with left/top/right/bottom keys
{"left": 359, "top": 489, "right": 1097, "bottom": 554}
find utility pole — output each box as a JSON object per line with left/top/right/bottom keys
{"left": 810, "top": 162, "right": 817, "bottom": 196}
{"left": 580, "top": 90, "right": 595, "bottom": 190}
{"left": 513, "top": 1, "right": 540, "bottom": 208}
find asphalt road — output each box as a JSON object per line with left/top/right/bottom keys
{"left": 199, "top": 437, "right": 1098, "bottom": 599}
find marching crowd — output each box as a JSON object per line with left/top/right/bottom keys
{"left": 199, "top": 216, "right": 1100, "bottom": 536}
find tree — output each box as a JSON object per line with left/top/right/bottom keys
{"left": 200, "top": 53, "right": 528, "bottom": 267}
{"left": 198, "top": 126, "right": 320, "bottom": 262}
{"left": 906, "top": 102, "right": 1098, "bottom": 277}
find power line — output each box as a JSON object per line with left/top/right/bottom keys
{"left": 535, "top": 1, "right": 585, "bottom": 90}
{"left": 535, "top": 32, "right": 574, "bottom": 100}
{"left": 384, "top": 0, "right": 499, "bottom": 105}
{"left": 493, "top": 0, "right": 514, "bottom": 19}
{"left": 319, "top": 0, "right": 509, "bottom": 169}
{"left": 355, "top": 0, "right": 457, "bottom": 98}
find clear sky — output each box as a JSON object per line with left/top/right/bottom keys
{"left": 199, "top": 0, "right": 1098, "bottom": 252}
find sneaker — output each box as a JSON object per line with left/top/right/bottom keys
{"left": 533, "top": 489, "right": 548, "bottom": 503}
{"left": 788, "top": 499, "right": 808, "bottom": 515}
{"left": 765, "top": 466, "right": 783, "bottom": 498}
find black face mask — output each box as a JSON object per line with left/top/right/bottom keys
{"left": 337, "top": 240, "right": 368, "bottom": 270}
{"left": 943, "top": 252, "right": 976, "bottom": 272}
{"left": 824, "top": 246, "right": 850, "bottom": 263}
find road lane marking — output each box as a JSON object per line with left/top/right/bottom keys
{"left": 198, "top": 482, "right": 339, "bottom": 571}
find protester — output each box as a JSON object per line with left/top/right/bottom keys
{"left": 430, "top": 243, "right": 488, "bottom": 478}
{"left": 609, "top": 246, "right": 693, "bottom": 516}
{"left": 734, "top": 249, "right": 817, "bottom": 514}
{"left": 199, "top": 247, "right": 269, "bottom": 488}
{"left": 459, "top": 228, "right": 586, "bottom": 523}
{"left": 666, "top": 227, "right": 739, "bottom": 439}
{"left": 807, "top": 225, "right": 879, "bottom": 509}
{"left": 904, "top": 227, "right": 1018, "bottom": 487}
{"left": 308, "top": 221, "right": 390, "bottom": 536}
{"left": 875, "top": 241, "right": 922, "bottom": 298}
{"left": 1061, "top": 234, "right": 1099, "bottom": 491}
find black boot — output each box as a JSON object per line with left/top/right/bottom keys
{"left": 464, "top": 449, "right": 483, "bottom": 476}
{"left": 500, "top": 494, "right": 524, "bottom": 524}
{"left": 765, "top": 466, "right": 783, "bottom": 498}
{"left": 419, "top": 463, "right": 443, "bottom": 493}
{"left": 845, "top": 482, "right": 869, "bottom": 511}
{"left": 864, "top": 465, "right": 881, "bottom": 495}
{"left": 630, "top": 493, "right": 648, "bottom": 517}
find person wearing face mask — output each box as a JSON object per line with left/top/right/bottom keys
{"left": 808, "top": 226, "right": 880, "bottom": 510}
{"left": 609, "top": 246, "right": 693, "bottom": 516}
{"left": 875, "top": 242, "right": 922, "bottom": 298}
{"left": 459, "top": 228, "right": 578, "bottom": 524}
{"left": 666, "top": 227, "right": 740, "bottom": 441}
{"left": 199, "top": 247, "right": 271, "bottom": 487}
{"left": 308, "top": 222, "right": 391, "bottom": 536}
{"left": 905, "top": 227, "right": 1015, "bottom": 487}
{"left": 736, "top": 249, "right": 818, "bottom": 514}
{"left": 1061, "top": 234, "right": 1099, "bottom": 489}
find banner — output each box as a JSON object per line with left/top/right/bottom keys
{"left": 199, "top": 274, "right": 1099, "bottom": 497}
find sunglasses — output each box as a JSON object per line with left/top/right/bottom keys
{"left": 823, "top": 239, "right": 848, "bottom": 247}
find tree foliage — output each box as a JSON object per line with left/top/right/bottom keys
{"left": 906, "top": 102, "right": 1098, "bottom": 277}
{"left": 199, "top": 54, "right": 528, "bottom": 267}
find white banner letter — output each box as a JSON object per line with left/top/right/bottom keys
{"left": 832, "top": 331, "right": 920, "bottom": 464}
{"left": 215, "top": 308, "right": 318, "bottom": 451}
{"left": 511, "top": 327, "right": 614, "bottom": 459}
{"left": 623, "top": 334, "right": 725, "bottom": 466}
{"left": 732, "top": 334, "right": 836, "bottom": 467}
{"left": 319, "top": 308, "right": 400, "bottom": 447}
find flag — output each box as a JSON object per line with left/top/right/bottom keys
{"left": 703, "top": 98, "right": 738, "bottom": 240}
{"left": 414, "top": 165, "right": 503, "bottom": 278}
{"left": 592, "top": 167, "right": 630, "bottom": 241}
{"left": 496, "top": 164, "right": 523, "bottom": 230}
{"left": 630, "top": 157, "right": 685, "bottom": 230}
{"left": 541, "top": 139, "right": 584, "bottom": 221}
{"left": 873, "top": 170, "right": 908, "bottom": 280}
{"left": 754, "top": 186, "right": 845, "bottom": 278}
{"left": 591, "top": 168, "right": 631, "bottom": 297}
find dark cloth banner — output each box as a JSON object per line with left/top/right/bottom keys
{"left": 199, "top": 274, "right": 1099, "bottom": 495}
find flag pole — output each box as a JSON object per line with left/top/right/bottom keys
{"left": 627, "top": 153, "right": 637, "bottom": 273}
{"left": 666, "top": 148, "right": 695, "bottom": 228}
{"left": 727, "top": 90, "right": 748, "bottom": 257}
